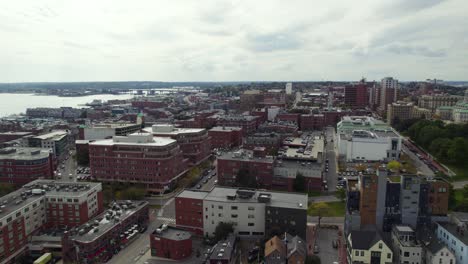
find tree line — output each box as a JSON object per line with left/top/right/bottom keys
{"left": 406, "top": 120, "right": 468, "bottom": 167}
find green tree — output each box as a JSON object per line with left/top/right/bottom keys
{"left": 310, "top": 202, "right": 330, "bottom": 227}
{"left": 213, "top": 222, "right": 234, "bottom": 243}
{"left": 0, "top": 184, "right": 15, "bottom": 196}
{"left": 387, "top": 160, "right": 402, "bottom": 172}
{"left": 448, "top": 184, "right": 456, "bottom": 210}
{"left": 447, "top": 138, "right": 468, "bottom": 165}
{"left": 335, "top": 188, "right": 346, "bottom": 202}
{"left": 293, "top": 173, "right": 306, "bottom": 192}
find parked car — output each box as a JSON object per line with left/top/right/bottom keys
{"left": 196, "top": 184, "right": 202, "bottom": 189}
{"left": 313, "top": 245, "right": 319, "bottom": 254}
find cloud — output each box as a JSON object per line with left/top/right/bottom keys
{"left": 385, "top": 43, "right": 447, "bottom": 57}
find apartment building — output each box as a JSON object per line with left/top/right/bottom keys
{"left": 391, "top": 225, "right": 423, "bottom": 264}
{"left": 208, "top": 126, "right": 243, "bottom": 149}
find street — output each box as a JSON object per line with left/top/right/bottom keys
{"left": 401, "top": 144, "right": 435, "bottom": 177}
{"left": 56, "top": 150, "right": 77, "bottom": 182}
{"left": 324, "top": 126, "right": 338, "bottom": 193}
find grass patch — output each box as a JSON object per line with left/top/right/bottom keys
{"left": 307, "top": 201, "right": 345, "bottom": 217}
{"left": 400, "top": 153, "right": 417, "bottom": 174}
{"left": 454, "top": 189, "right": 464, "bottom": 204}
{"left": 307, "top": 191, "right": 322, "bottom": 197}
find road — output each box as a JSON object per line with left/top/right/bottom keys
{"left": 324, "top": 126, "right": 338, "bottom": 193}
{"left": 453, "top": 181, "right": 468, "bottom": 189}
{"left": 401, "top": 144, "right": 434, "bottom": 177}
{"left": 315, "top": 228, "right": 340, "bottom": 264}
{"left": 56, "top": 150, "right": 77, "bottom": 182}
{"left": 309, "top": 195, "right": 339, "bottom": 203}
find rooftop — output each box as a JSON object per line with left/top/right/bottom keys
{"left": 0, "top": 180, "right": 101, "bottom": 221}
{"left": 177, "top": 190, "right": 209, "bottom": 200}
{"left": 84, "top": 123, "right": 140, "bottom": 129}
{"left": 144, "top": 124, "right": 205, "bottom": 135}
{"left": 33, "top": 131, "right": 68, "bottom": 141}
{"left": 218, "top": 115, "right": 258, "bottom": 122}
{"left": 152, "top": 225, "right": 191, "bottom": 241}
{"left": 281, "top": 136, "right": 324, "bottom": 161}
{"left": 70, "top": 200, "right": 148, "bottom": 243}
{"left": 204, "top": 187, "right": 308, "bottom": 210}
{"left": 218, "top": 149, "right": 274, "bottom": 163}
{"left": 0, "top": 132, "right": 32, "bottom": 136}
{"left": 337, "top": 116, "right": 393, "bottom": 134}
{"left": 209, "top": 126, "right": 242, "bottom": 132}
{"left": 0, "top": 147, "right": 50, "bottom": 160}
{"left": 437, "top": 222, "right": 468, "bottom": 245}
{"left": 89, "top": 132, "right": 176, "bottom": 147}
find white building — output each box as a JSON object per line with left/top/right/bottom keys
{"left": 347, "top": 230, "right": 393, "bottom": 264}
{"left": 285, "top": 83, "right": 293, "bottom": 95}
{"left": 391, "top": 226, "right": 423, "bottom": 264}
{"left": 425, "top": 240, "right": 456, "bottom": 264}
{"left": 436, "top": 222, "right": 468, "bottom": 264}
{"left": 337, "top": 116, "right": 401, "bottom": 161}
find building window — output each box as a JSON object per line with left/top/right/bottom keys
{"left": 248, "top": 207, "right": 255, "bottom": 210}
{"left": 404, "top": 252, "right": 409, "bottom": 257}
{"left": 360, "top": 251, "right": 364, "bottom": 256}
{"left": 248, "top": 223, "right": 254, "bottom": 227}
{"left": 248, "top": 215, "right": 254, "bottom": 219}
{"left": 355, "top": 251, "right": 359, "bottom": 256}
{"left": 387, "top": 253, "right": 391, "bottom": 259}
{"left": 218, "top": 206, "right": 223, "bottom": 209}
{"left": 231, "top": 206, "right": 238, "bottom": 210}
{"left": 378, "top": 243, "right": 382, "bottom": 249}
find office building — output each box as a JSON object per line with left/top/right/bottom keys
{"left": 89, "top": 132, "right": 187, "bottom": 193}
{"left": 25, "top": 131, "right": 69, "bottom": 157}
{"left": 143, "top": 124, "right": 211, "bottom": 165}
{"left": 418, "top": 94, "right": 462, "bottom": 112}
{"left": 0, "top": 147, "right": 54, "bottom": 186}
{"left": 379, "top": 77, "right": 399, "bottom": 114}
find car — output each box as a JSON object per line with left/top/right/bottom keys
{"left": 249, "top": 246, "right": 260, "bottom": 256}
{"left": 332, "top": 240, "right": 338, "bottom": 249}
{"left": 325, "top": 168, "right": 329, "bottom": 172}
{"left": 337, "top": 176, "right": 343, "bottom": 181}
{"left": 247, "top": 254, "right": 258, "bottom": 263}
{"left": 313, "top": 245, "right": 319, "bottom": 254}
{"left": 324, "top": 185, "right": 328, "bottom": 191}
{"left": 196, "top": 184, "right": 202, "bottom": 189}
{"left": 214, "top": 180, "right": 218, "bottom": 184}
{"left": 202, "top": 179, "right": 208, "bottom": 184}
{"left": 326, "top": 159, "right": 329, "bottom": 163}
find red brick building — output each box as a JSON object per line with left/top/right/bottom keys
{"left": 0, "top": 180, "right": 103, "bottom": 263}
{"left": 216, "top": 115, "right": 259, "bottom": 135}
{"left": 251, "top": 109, "right": 268, "bottom": 124}
{"left": 0, "top": 132, "right": 32, "bottom": 143}
{"left": 300, "top": 114, "right": 325, "bottom": 131}
{"left": 0, "top": 147, "right": 55, "bottom": 186}
{"left": 175, "top": 191, "right": 207, "bottom": 235}
{"left": 175, "top": 111, "right": 217, "bottom": 129}
{"left": 144, "top": 124, "right": 211, "bottom": 165}
{"left": 89, "top": 132, "right": 188, "bottom": 192}
{"left": 208, "top": 127, "right": 243, "bottom": 149}
{"left": 345, "top": 82, "right": 369, "bottom": 109}
{"left": 276, "top": 113, "right": 300, "bottom": 125}
{"left": 62, "top": 200, "right": 149, "bottom": 263}
{"left": 150, "top": 225, "right": 192, "bottom": 260}
{"left": 217, "top": 149, "right": 274, "bottom": 188}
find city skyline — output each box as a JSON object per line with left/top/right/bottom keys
{"left": 1, "top": 0, "right": 467, "bottom": 82}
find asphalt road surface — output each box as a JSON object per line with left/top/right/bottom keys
{"left": 324, "top": 126, "right": 338, "bottom": 193}
{"left": 56, "top": 150, "right": 77, "bottom": 182}
{"left": 401, "top": 144, "right": 435, "bottom": 177}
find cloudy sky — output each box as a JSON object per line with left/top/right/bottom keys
{"left": 1, "top": 0, "right": 467, "bottom": 82}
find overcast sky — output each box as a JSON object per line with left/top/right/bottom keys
{"left": 1, "top": 0, "right": 467, "bottom": 82}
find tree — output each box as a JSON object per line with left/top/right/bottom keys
{"left": 306, "top": 255, "right": 321, "bottom": 264}
{"left": 213, "top": 222, "right": 234, "bottom": 243}
{"left": 355, "top": 163, "right": 367, "bottom": 172}
{"left": 448, "top": 184, "right": 456, "bottom": 210}
{"left": 0, "top": 184, "right": 15, "bottom": 196}
{"left": 294, "top": 173, "right": 306, "bottom": 192}
{"left": 310, "top": 202, "right": 330, "bottom": 227}
{"left": 335, "top": 188, "right": 346, "bottom": 202}
{"left": 387, "top": 160, "right": 402, "bottom": 173}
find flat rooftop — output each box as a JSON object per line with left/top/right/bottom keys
{"left": 437, "top": 222, "right": 468, "bottom": 245}
{"left": 281, "top": 136, "right": 324, "bottom": 161}
{"left": 85, "top": 123, "right": 140, "bottom": 129}
{"left": 153, "top": 225, "right": 191, "bottom": 241}
{"left": 89, "top": 132, "right": 176, "bottom": 147}
{"left": 209, "top": 126, "right": 242, "bottom": 132}
{"left": 144, "top": 124, "right": 205, "bottom": 135}
{"left": 33, "top": 131, "right": 68, "bottom": 140}
{"left": 205, "top": 187, "right": 308, "bottom": 210}
{"left": 218, "top": 149, "right": 274, "bottom": 163}
{"left": 0, "top": 147, "right": 50, "bottom": 160}
{"left": 0, "top": 132, "right": 32, "bottom": 136}
{"left": 0, "top": 180, "right": 101, "bottom": 221}
{"left": 177, "top": 190, "right": 209, "bottom": 200}
{"left": 71, "top": 200, "right": 148, "bottom": 243}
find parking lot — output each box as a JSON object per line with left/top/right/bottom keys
{"left": 314, "top": 227, "right": 340, "bottom": 264}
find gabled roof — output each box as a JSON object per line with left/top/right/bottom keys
{"left": 265, "top": 236, "right": 286, "bottom": 257}
{"left": 426, "top": 238, "right": 448, "bottom": 255}
{"left": 287, "top": 235, "right": 307, "bottom": 258}
{"left": 349, "top": 230, "right": 384, "bottom": 250}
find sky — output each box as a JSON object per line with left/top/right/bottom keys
{"left": 1, "top": 0, "right": 467, "bottom": 82}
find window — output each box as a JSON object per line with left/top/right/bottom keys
{"left": 248, "top": 207, "right": 255, "bottom": 210}
{"left": 378, "top": 243, "right": 382, "bottom": 249}
{"left": 387, "top": 253, "right": 391, "bottom": 259}
{"left": 231, "top": 214, "right": 238, "bottom": 218}
{"left": 248, "top": 215, "right": 254, "bottom": 219}
{"left": 360, "top": 251, "right": 364, "bottom": 256}
{"left": 355, "top": 251, "right": 359, "bottom": 256}
{"left": 231, "top": 206, "right": 238, "bottom": 210}
{"left": 248, "top": 223, "right": 254, "bottom": 226}
{"left": 404, "top": 252, "right": 410, "bottom": 257}
{"left": 218, "top": 205, "right": 223, "bottom": 209}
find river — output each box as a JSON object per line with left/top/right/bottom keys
{"left": 0, "top": 93, "right": 136, "bottom": 117}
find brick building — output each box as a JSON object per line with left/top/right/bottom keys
{"left": 143, "top": 124, "right": 211, "bottom": 165}
{"left": 0, "top": 147, "right": 55, "bottom": 186}
{"left": 62, "top": 200, "right": 149, "bottom": 263}
{"left": 150, "top": 225, "right": 192, "bottom": 260}
{"left": 0, "top": 180, "right": 103, "bottom": 263}
{"left": 208, "top": 127, "right": 243, "bottom": 150}
{"left": 276, "top": 113, "right": 300, "bottom": 125}
{"left": 217, "top": 149, "right": 274, "bottom": 188}
{"left": 216, "top": 115, "right": 259, "bottom": 135}
{"left": 0, "top": 132, "right": 32, "bottom": 144}
{"left": 345, "top": 82, "right": 368, "bottom": 109}
{"left": 89, "top": 132, "right": 188, "bottom": 193}
{"left": 300, "top": 114, "right": 324, "bottom": 131}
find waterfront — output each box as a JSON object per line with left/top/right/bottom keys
{"left": 0, "top": 93, "right": 135, "bottom": 117}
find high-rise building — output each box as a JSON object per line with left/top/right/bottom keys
{"left": 379, "top": 77, "right": 399, "bottom": 114}
{"left": 344, "top": 81, "right": 368, "bottom": 109}
{"left": 285, "top": 83, "right": 293, "bottom": 95}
